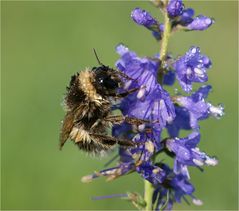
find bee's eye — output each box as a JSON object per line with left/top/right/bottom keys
{"left": 97, "top": 75, "right": 118, "bottom": 89}
{"left": 98, "top": 77, "right": 104, "bottom": 84}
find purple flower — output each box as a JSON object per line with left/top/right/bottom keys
{"left": 119, "top": 147, "right": 134, "bottom": 163}
{"left": 121, "top": 85, "right": 175, "bottom": 129}
{"left": 116, "top": 44, "right": 159, "bottom": 97}
{"left": 174, "top": 46, "right": 212, "bottom": 92}
{"left": 175, "top": 85, "right": 224, "bottom": 128}
{"left": 130, "top": 126, "right": 164, "bottom": 159}
{"left": 81, "top": 162, "right": 135, "bottom": 182}
{"left": 131, "top": 8, "right": 157, "bottom": 27}
{"left": 136, "top": 162, "right": 166, "bottom": 185}
{"left": 167, "top": 0, "right": 184, "bottom": 18}
{"left": 178, "top": 8, "right": 194, "bottom": 26}
{"left": 116, "top": 44, "right": 176, "bottom": 129}
{"left": 153, "top": 164, "right": 202, "bottom": 209}
{"left": 131, "top": 134, "right": 157, "bottom": 161}
{"left": 187, "top": 15, "right": 214, "bottom": 31}
{"left": 174, "top": 7, "right": 214, "bottom": 31}
{"left": 170, "top": 174, "right": 195, "bottom": 203}
{"left": 167, "top": 106, "right": 191, "bottom": 137}
{"left": 166, "top": 132, "right": 218, "bottom": 177}
{"left": 131, "top": 8, "right": 164, "bottom": 40}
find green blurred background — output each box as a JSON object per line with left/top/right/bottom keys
{"left": 1, "top": 1, "right": 238, "bottom": 210}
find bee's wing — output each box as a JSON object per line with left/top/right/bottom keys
{"left": 59, "top": 111, "right": 75, "bottom": 150}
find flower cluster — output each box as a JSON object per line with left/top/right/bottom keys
{"left": 82, "top": 0, "right": 223, "bottom": 210}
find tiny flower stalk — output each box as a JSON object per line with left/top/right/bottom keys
{"left": 81, "top": 0, "right": 223, "bottom": 210}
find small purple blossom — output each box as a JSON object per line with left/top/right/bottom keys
{"left": 130, "top": 134, "right": 156, "bottom": 162}
{"left": 116, "top": 44, "right": 159, "bottom": 97}
{"left": 167, "top": 0, "right": 184, "bottom": 18}
{"left": 136, "top": 162, "right": 166, "bottom": 185}
{"left": 166, "top": 132, "right": 218, "bottom": 176}
{"left": 187, "top": 15, "right": 214, "bottom": 31}
{"left": 131, "top": 8, "right": 157, "bottom": 27}
{"left": 178, "top": 8, "right": 195, "bottom": 26}
{"left": 172, "top": 6, "right": 214, "bottom": 31}
{"left": 116, "top": 44, "right": 175, "bottom": 128}
{"left": 153, "top": 164, "right": 202, "bottom": 209}
{"left": 174, "top": 46, "right": 212, "bottom": 92}
{"left": 120, "top": 85, "right": 175, "bottom": 128}
{"left": 170, "top": 174, "right": 195, "bottom": 202}
{"left": 131, "top": 8, "right": 164, "bottom": 40}
{"left": 167, "top": 106, "right": 191, "bottom": 137}
{"left": 81, "top": 162, "right": 135, "bottom": 182}
{"left": 174, "top": 85, "right": 224, "bottom": 128}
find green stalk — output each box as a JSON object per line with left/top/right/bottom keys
{"left": 144, "top": 2, "right": 172, "bottom": 210}
{"left": 144, "top": 179, "right": 154, "bottom": 210}
{"left": 159, "top": 9, "right": 171, "bottom": 61}
{"left": 158, "top": 0, "right": 171, "bottom": 84}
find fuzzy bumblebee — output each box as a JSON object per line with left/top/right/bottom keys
{"left": 60, "top": 63, "right": 145, "bottom": 154}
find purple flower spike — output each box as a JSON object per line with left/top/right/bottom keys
{"left": 167, "top": 0, "right": 184, "bottom": 18}
{"left": 131, "top": 8, "right": 157, "bottom": 28}
{"left": 174, "top": 46, "right": 212, "bottom": 92}
{"left": 187, "top": 15, "right": 214, "bottom": 31}
{"left": 80, "top": 2, "right": 223, "bottom": 209}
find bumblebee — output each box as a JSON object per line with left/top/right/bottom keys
{"left": 60, "top": 51, "right": 145, "bottom": 154}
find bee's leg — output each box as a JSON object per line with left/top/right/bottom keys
{"left": 109, "top": 87, "right": 141, "bottom": 98}
{"left": 89, "top": 133, "right": 135, "bottom": 147}
{"left": 90, "top": 118, "right": 102, "bottom": 129}
{"left": 114, "top": 70, "right": 134, "bottom": 80}
{"left": 118, "top": 87, "right": 141, "bottom": 98}
{"left": 104, "top": 115, "right": 149, "bottom": 126}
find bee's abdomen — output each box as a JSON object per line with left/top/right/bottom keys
{"left": 69, "top": 126, "right": 115, "bottom": 154}
{"left": 77, "top": 141, "right": 115, "bottom": 154}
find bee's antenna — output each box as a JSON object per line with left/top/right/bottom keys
{"left": 93, "top": 48, "right": 104, "bottom": 66}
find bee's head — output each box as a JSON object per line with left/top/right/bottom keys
{"left": 92, "top": 65, "right": 121, "bottom": 96}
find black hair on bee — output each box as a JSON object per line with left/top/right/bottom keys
{"left": 59, "top": 50, "right": 146, "bottom": 154}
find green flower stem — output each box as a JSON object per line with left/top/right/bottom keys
{"left": 160, "top": 9, "right": 171, "bottom": 61}
{"left": 158, "top": 1, "right": 171, "bottom": 84}
{"left": 144, "top": 179, "right": 154, "bottom": 210}
{"left": 144, "top": 3, "right": 172, "bottom": 210}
